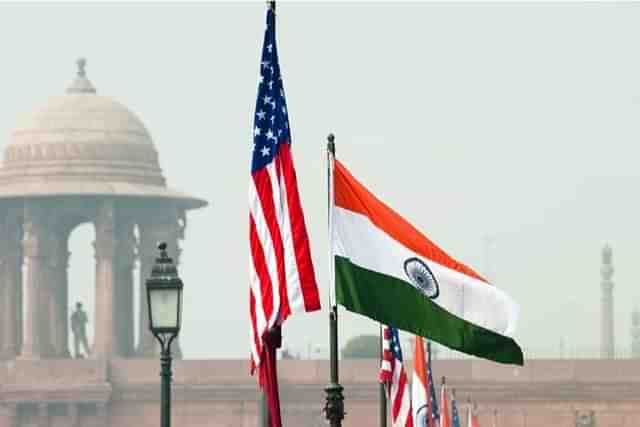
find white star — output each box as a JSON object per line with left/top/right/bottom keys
{"left": 260, "top": 146, "right": 270, "bottom": 157}
{"left": 261, "top": 60, "right": 270, "bottom": 69}
{"left": 262, "top": 95, "right": 272, "bottom": 105}
{"left": 253, "top": 126, "right": 261, "bottom": 137}
{"left": 268, "top": 81, "right": 274, "bottom": 90}
{"left": 270, "top": 115, "right": 275, "bottom": 124}
{"left": 281, "top": 105, "right": 286, "bottom": 114}
{"left": 256, "top": 110, "right": 266, "bottom": 120}
{"left": 270, "top": 101, "right": 276, "bottom": 110}
{"left": 267, "top": 43, "right": 273, "bottom": 53}
{"left": 259, "top": 75, "right": 264, "bottom": 84}
{"left": 280, "top": 88, "right": 285, "bottom": 97}
{"left": 266, "top": 129, "right": 275, "bottom": 141}
{"left": 278, "top": 129, "right": 283, "bottom": 137}
{"left": 269, "top": 66, "right": 274, "bottom": 74}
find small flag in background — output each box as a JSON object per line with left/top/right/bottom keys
{"left": 440, "top": 377, "right": 451, "bottom": 427}
{"left": 426, "top": 342, "right": 440, "bottom": 426}
{"left": 380, "top": 326, "right": 413, "bottom": 427}
{"left": 451, "top": 391, "right": 461, "bottom": 427}
{"left": 467, "top": 401, "right": 480, "bottom": 427}
{"left": 412, "top": 336, "right": 429, "bottom": 426}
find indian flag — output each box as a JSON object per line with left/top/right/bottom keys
{"left": 332, "top": 159, "right": 523, "bottom": 365}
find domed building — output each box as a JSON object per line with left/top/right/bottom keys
{"left": 0, "top": 58, "right": 206, "bottom": 361}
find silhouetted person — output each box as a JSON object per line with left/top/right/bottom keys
{"left": 71, "top": 302, "right": 90, "bottom": 358}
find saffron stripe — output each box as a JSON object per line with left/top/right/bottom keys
{"left": 334, "top": 159, "right": 487, "bottom": 284}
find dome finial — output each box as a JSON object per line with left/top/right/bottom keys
{"left": 76, "top": 57, "right": 87, "bottom": 77}
{"left": 66, "top": 57, "right": 96, "bottom": 94}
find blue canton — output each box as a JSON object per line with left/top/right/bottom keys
{"left": 252, "top": 6, "right": 291, "bottom": 173}
{"left": 451, "top": 396, "right": 461, "bottom": 427}
{"left": 389, "top": 327, "right": 404, "bottom": 362}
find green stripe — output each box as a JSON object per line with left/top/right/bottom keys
{"left": 335, "top": 256, "right": 524, "bottom": 365}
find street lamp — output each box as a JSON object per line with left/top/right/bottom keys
{"left": 146, "top": 242, "right": 183, "bottom": 427}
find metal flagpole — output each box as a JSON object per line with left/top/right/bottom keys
{"left": 324, "top": 134, "right": 345, "bottom": 427}
{"left": 262, "top": 5, "right": 277, "bottom": 427}
{"left": 260, "top": 391, "right": 269, "bottom": 427}
{"left": 379, "top": 324, "right": 387, "bottom": 427}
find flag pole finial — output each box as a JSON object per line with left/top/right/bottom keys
{"left": 441, "top": 376, "right": 446, "bottom": 386}
{"left": 268, "top": 1, "right": 276, "bottom": 11}
{"left": 327, "top": 133, "right": 336, "bottom": 155}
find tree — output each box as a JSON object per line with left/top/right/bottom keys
{"left": 341, "top": 334, "right": 379, "bottom": 359}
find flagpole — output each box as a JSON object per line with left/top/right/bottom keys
{"left": 324, "top": 134, "right": 345, "bottom": 427}
{"left": 260, "top": 391, "right": 269, "bottom": 427}
{"left": 379, "top": 324, "right": 387, "bottom": 427}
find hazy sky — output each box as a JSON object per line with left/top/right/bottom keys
{"left": 1, "top": 2, "right": 639, "bottom": 359}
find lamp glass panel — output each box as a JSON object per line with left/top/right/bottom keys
{"left": 149, "top": 288, "right": 180, "bottom": 329}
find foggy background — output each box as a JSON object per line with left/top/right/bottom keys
{"left": 0, "top": 1, "right": 638, "bottom": 359}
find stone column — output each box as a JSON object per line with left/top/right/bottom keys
{"left": 1, "top": 209, "right": 22, "bottom": 359}
{"left": 49, "top": 229, "right": 70, "bottom": 358}
{"left": 137, "top": 229, "right": 157, "bottom": 357}
{"left": 114, "top": 220, "right": 136, "bottom": 357}
{"left": 94, "top": 200, "right": 118, "bottom": 359}
{"left": 600, "top": 244, "right": 614, "bottom": 359}
{"left": 20, "top": 205, "right": 48, "bottom": 359}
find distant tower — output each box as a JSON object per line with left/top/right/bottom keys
{"left": 631, "top": 308, "right": 640, "bottom": 358}
{"left": 600, "top": 245, "right": 615, "bottom": 359}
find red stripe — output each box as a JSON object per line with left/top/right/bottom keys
{"left": 405, "top": 413, "right": 414, "bottom": 427}
{"left": 249, "top": 288, "right": 262, "bottom": 373}
{"left": 273, "top": 152, "right": 292, "bottom": 320}
{"left": 250, "top": 214, "right": 274, "bottom": 323}
{"left": 279, "top": 143, "right": 321, "bottom": 312}
{"left": 392, "top": 368, "right": 408, "bottom": 419}
{"left": 253, "top": 168, "right": 288, "bottom": 322}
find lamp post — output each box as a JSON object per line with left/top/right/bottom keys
{"left": 146, "top": 242, "right": 184, "bottom": 427}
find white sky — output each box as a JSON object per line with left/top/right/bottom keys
{"left": 1, "top": 2, "right": 640, "bottom": 359}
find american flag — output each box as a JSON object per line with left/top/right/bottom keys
{"left": 249, "top": 3, "right": 321, "bottom": 372}
{"left": 451, "top": 391, "right": 461, "bottom": 427}
{"left": 427, "top": 342, "right": 440, "bottom": 426}
{"left": 379, "top": 326, "right": 413, "bottom": 427}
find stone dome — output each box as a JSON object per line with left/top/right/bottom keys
{"left": 0, "top": 58, "right": 205, "bottom": 209}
